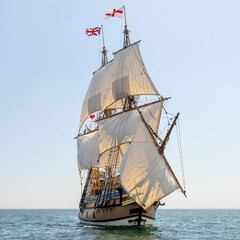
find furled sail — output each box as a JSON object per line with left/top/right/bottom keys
{"left": 119, "top": 118, "right": 180, "bottom": 210}
{"left": 98, "top": 100, "right": 163, "bottom": 155}
{"left": 79, "top": 42, "right": 159, "bottom": 128}
{"left": 77, "top": 131, "right": 98, "bottom": 170}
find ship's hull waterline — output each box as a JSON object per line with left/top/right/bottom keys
{"left": 79, "top": 203, "right": 157, "bottom": 226}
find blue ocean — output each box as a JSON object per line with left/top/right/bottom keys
{"left": 0, "top": 209, "right": 239, "bottom": 239}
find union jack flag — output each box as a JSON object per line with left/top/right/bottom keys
{"left": 85, "top": 27, "right": 101, "bottom": 36}
{"left": 105, "top": 7, "right": 123, "bottom": 19}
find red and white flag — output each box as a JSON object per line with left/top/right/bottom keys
{"left": 105, "top": 7, "right": 123, "bottom": 19}
{"left": 85, "top": 27, "right": 101, "bottom": 36}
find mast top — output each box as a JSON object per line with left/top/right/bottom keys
{"left": 101, "top": 25, "right": 108, "bottom": 66}
{"left": 123, "top": 6, "right": 130, "bottom": 47}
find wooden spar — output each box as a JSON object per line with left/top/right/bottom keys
{"left": 160, "top": 113, "right": 179, "bottom": 154}
{"left": 113, "top": 40, "right": 140, "bottom": 55}
{"left": 97, "top": 98, "right": 170, "bottom": 122}
{"left": 74, "top": 128, "right": 98, "bottom": 139}
{"left": 137, "top": 109, "right": 186, "bottom": 197}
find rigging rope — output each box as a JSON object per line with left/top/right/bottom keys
{"left": 176, "top": 118, "right": 186, "bottom": 191}
{"left": 160, "top": 105, "right": 171, "bottom": 137}
{"left": 80, "top": 170, "right": 83, "bottom": 195}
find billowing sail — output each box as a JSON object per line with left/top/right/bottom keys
{"left": 120, "top": 119, "right": 180, "bottom": 210}
{"left": 77, "top": 100, "right": 180, "bottom": 208}
{"left": 77, "top": 131, "right": 99, "bottom": 170}
{"left": 98, "top": 100, "right": 163, "bottom": 154}
{"left": 77, "top": 100, "right": 163, "bottom": 170}
{"left": 79, "top": 42, "right": 159, "bottom": 127}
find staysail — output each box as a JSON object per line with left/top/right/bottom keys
{"left": 79, "top": 42, "right": 159, "bottom": 128}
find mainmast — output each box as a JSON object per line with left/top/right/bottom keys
{"left": 101, "top": 25, "right": 108, "bottom": 66}
{"left": 123, "top": 5, "right": 130, "bottom": 48}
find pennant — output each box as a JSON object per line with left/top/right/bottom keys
{"left": 105, "top": 7, "right": 123, "bottom": 19}
{"left": 85, "top": 27, "right": 101, "bottom": 36}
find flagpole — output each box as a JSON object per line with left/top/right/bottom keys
{"left": 123, "top": 5, "right": 130, "bottom": 47}
{"left": 101, "top": 25, "right": 108, "bottom": 66}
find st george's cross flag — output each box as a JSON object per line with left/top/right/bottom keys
{"left": 85, "top": 27, "right": 101, "bottom": 36}
{"left": 105, "top": 7, "right": 123, "bottom": 19}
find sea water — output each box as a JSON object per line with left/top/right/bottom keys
{"left": 0, "top": 209, "right": 239, "bottom": 240}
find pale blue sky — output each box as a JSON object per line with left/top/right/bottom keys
{"left": 0, "top": 0, "right": 240, "bottom": 209}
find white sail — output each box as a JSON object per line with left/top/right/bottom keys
{"left": 76, "top": 12, "right": 187, "bottom": 226}
{"left": 120, "top": 119, "right": 179, "bottom": 210}
{"left": 77, "top": 131, "right": 99, "bottom": 170}
{"left": 79, "top": 42, "right": 159, "bottom": 127}
{"left": 98, "top": 101, "right": 163, "bottom": 154}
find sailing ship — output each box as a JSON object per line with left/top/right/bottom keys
{"left": 76, "top": 7, "right": 186, "bottom": 226}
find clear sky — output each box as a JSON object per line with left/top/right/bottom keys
{"left": 0, "top": 0, "right": 240, "bottom": 209}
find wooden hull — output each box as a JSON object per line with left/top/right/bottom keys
{"left": 78, "top": 203, "right": 157, "bottom": 226}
